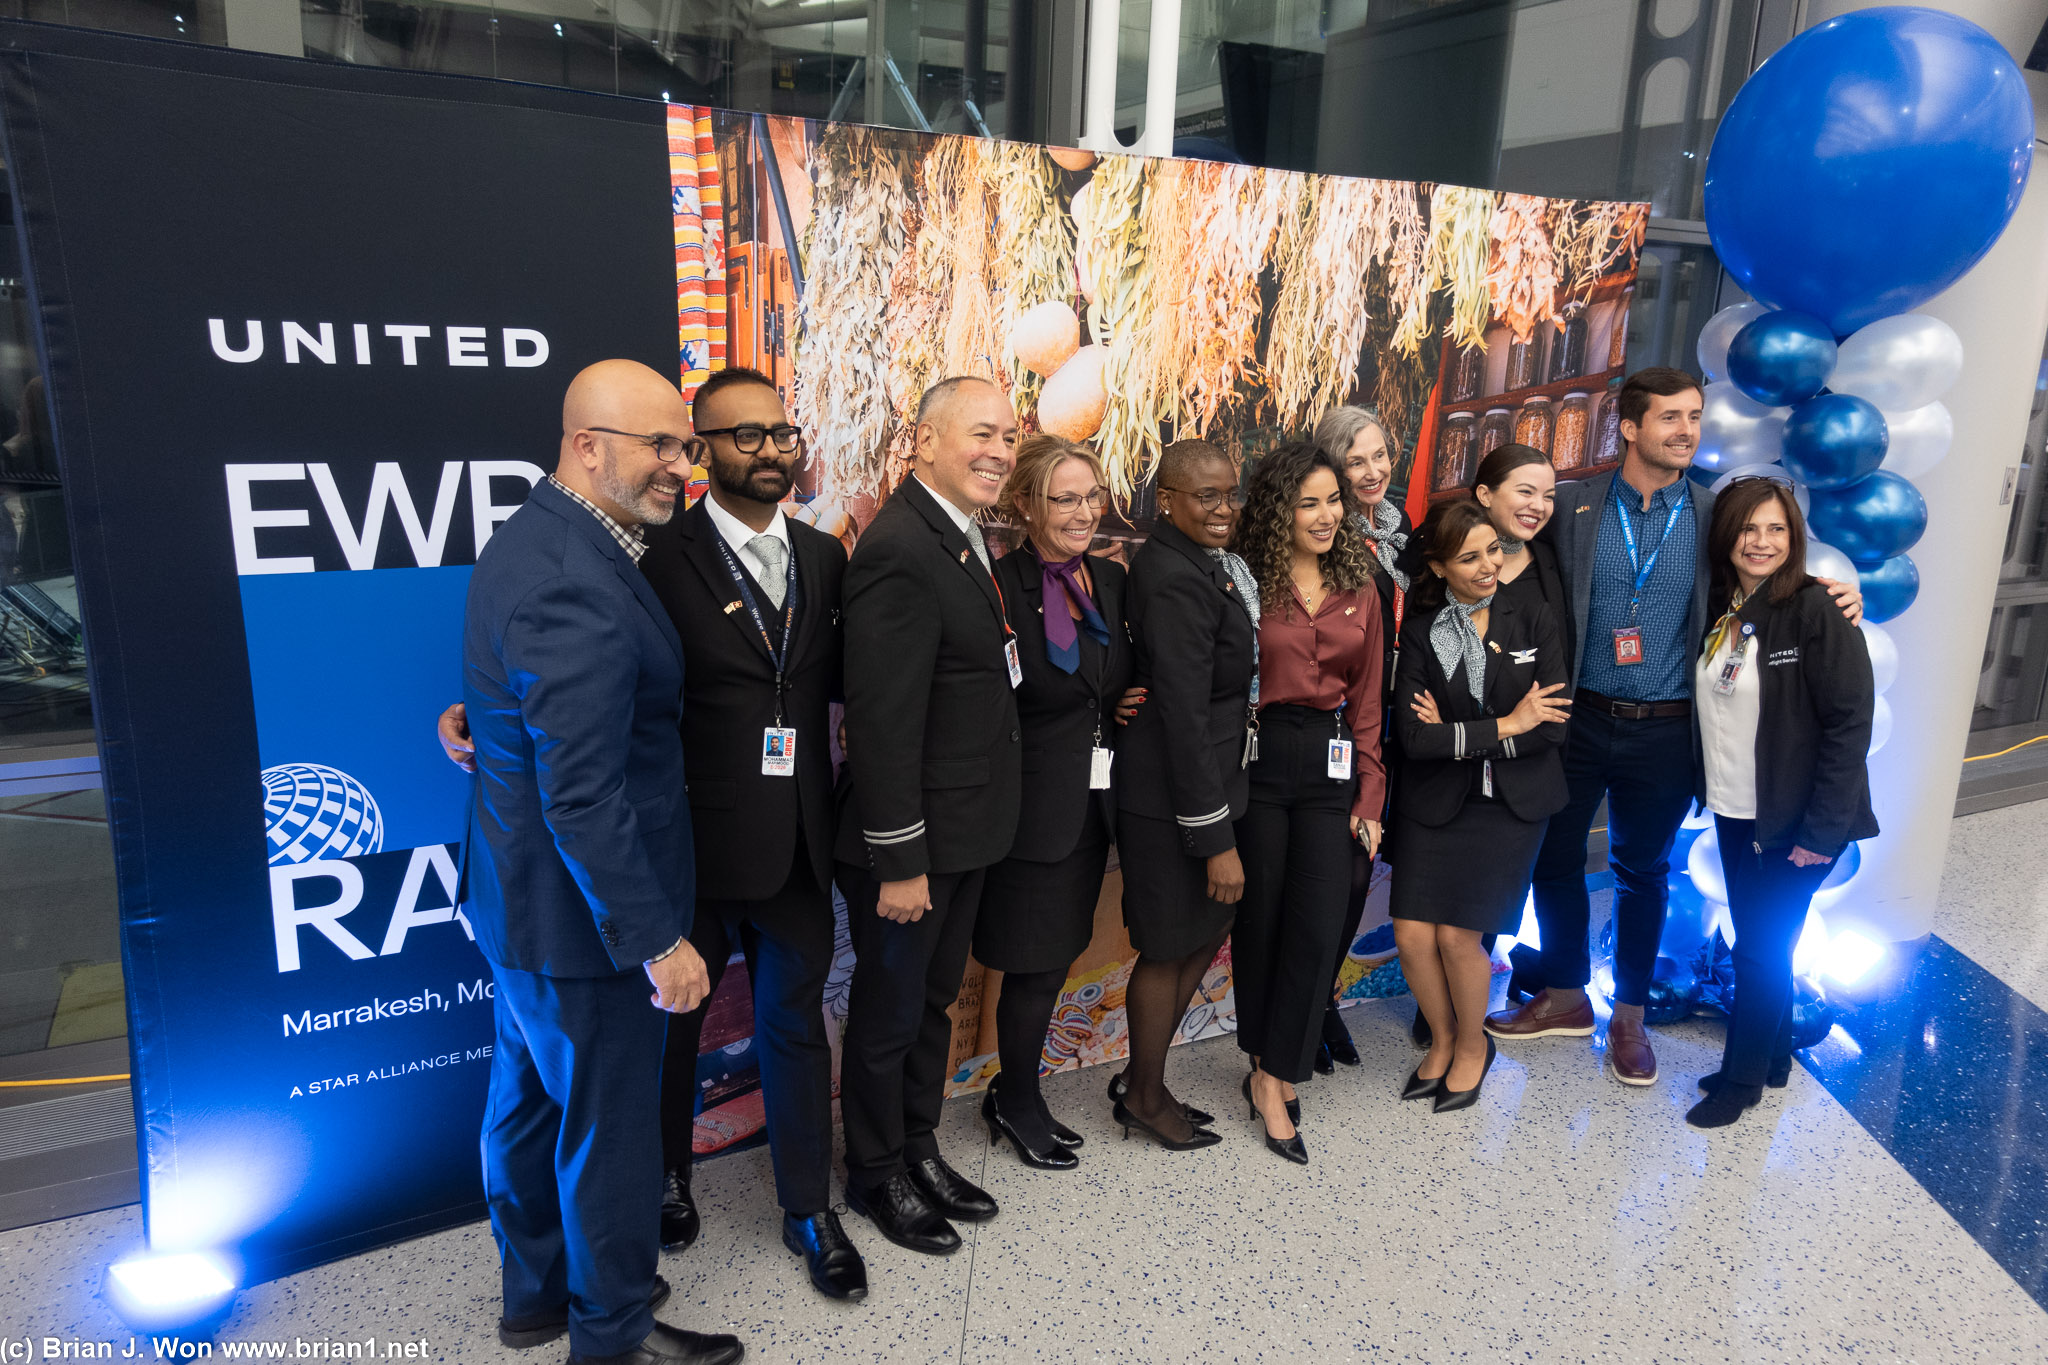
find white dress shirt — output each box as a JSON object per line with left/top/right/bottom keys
{"left": 1696, "top": 626, "right": 1761, "bottom": 820}
{"left": 701, "top": 490, "right": 791, "bottom": 588}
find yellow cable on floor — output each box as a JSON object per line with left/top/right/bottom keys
{"left": 0, "top": 1074, "right": 130, "bottom": 1087}
{"left": 1964, "top": 734, "right": 2048, "bottom": 762}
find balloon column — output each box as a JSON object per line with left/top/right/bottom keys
{"left": 1587, "top": 8, "right": 2034, "bottom": 1032}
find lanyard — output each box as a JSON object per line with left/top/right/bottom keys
{"left": 1613, "top": 480, "right": 1686, "bottom": 621}
{"left": 711, "top": 531, "right": 798, "bottom": 727}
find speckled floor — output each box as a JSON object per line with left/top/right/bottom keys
{"left": 6, "top": 807, "right": 2048, "bottom": 1363}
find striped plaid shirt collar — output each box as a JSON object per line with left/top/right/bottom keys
{"left": 549, "top": 475, "right": 647, "bottom": 563}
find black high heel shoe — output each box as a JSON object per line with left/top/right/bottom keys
{"left": 1242, "top": 1074, "right": 1308, "bottom": 1165}
{"left": 1322, "top": 1007, "right": 1361, "bottom": 1067}
{"left": 1112, "top": 1098, "right": 1221, "bottom": 1150}
{"left": 1107, "top": 1071, "right": 1214, "bottom": 1127}
{"left": 983, "top": 1081, "right": 1078, "bottom": 1170}
{"left": 1400, "top": 1062, "right": 1444, "bottom": 1101}
{"left": 1432, "top": 1037, "right": 1496, "bottom": 1113}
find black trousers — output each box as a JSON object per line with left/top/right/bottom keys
{"left": 1714, "top": 815, "right": 1832, "bottom": 1086}
{"left": 1233, "top": 706, "right": 1356, "bottom": 1085}
{"left": 1529, "top": 706, "right": 1696, "bottom": 1006}
{"left": 483, "top": 963, "right": 665, "bottom": 1357}
{"left": 659, "top": 848, "right": 835, "bottom": 1216}
{"left": 837, "top": 862, "right": 988, "bottom": 1189}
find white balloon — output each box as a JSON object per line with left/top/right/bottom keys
{"left": 1805, "top": 538, "right": 1859, "bottom": 586}
{"left": 1697, "top": 302, "right": 1771, "bottom": 382}
{"left": 1711, "top": 463, "right": 1809, "bottom": 516}
{"left": 1830, "top": 314, "right": 1964, "bottom": 411}
{"left": 1868, "top": 695, "right": 1893, "bottom": 756}
{"left": 1878, "top": 401, "right": 1953, "bottom": 480}
{"left": 1688, "top": 825, "right": 1727, "bottom": 905}
{"left": 1861, "top": 621, "right": 1899, "bottom": 694}
{"left": 1699, "top": 380, "right": 1789, "bottom": 470}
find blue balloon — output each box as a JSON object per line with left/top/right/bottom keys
{"left": 1859, "top": 553, "right": 1921, "bottom": 623}
{"left": 1728, "top": 311, "right": 1838, "bottom": 407}
{"left": 1781, "top": 394, "right": 1889, "bottom": 489}
{"left": 1789, "top": 981, "right": 1835, "bottom": 1051}
{"left": 1703, "top": 8, "right": 2034, "bottom": 336}
{"left": 1644, "top": 958, "right": 1705, "bottom": 1027}
{"left": 1807, "top": 471, "right": 1928, "bottom": 567}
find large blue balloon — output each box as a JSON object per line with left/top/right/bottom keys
{"left": 1808, "top": 471, "right": 1928, "bottom": 566}
{"left": 1781, "top": 394, "right": 1888, "bottom": 489}
{"left": 1859, "top": 553, "right": 1921, "bottom": 623}
{"left": 1728, "top": 311, "right": 1837, "bottom": 407}
{"left": 1704, "top": 8, "right": 2034, "bottom": 336}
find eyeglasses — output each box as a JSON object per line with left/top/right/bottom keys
{"left": 1159, "top": 484, "right": 1248, "bottom": 511}
{"left": 1725, "top": 473, "right": 1793, "bottom": 487}
{"left": 1046, "top": 488, "right": 1110, "bottom": 514}
{"left": 694, "top": 423, "right": 806, "bottom": 454}
{"left": 586, "top": 426, "right": 690, "bottom": 464}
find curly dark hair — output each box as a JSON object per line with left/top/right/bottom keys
{"left": 1234, "top": 442, "right": 1378, "bottom": 622}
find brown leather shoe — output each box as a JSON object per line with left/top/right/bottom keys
{"left": 1484, "top": 990, "right": 1596, "bottom": 1040}
{"left": 1606, "top": 1014, "right": 1658, "bottom": 1086}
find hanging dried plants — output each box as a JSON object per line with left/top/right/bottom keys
{"left": 1076, "top": 154, "right": 1156, "bottom": 506}
{"left": 988, "top": 142, "right": 1076, "bottom": 414}
{"left": 1547, "top": 199, "right": 1651, "bottom": 300}
{"left": 1265, "top": 174, "right": 1380, "bottom": 431}
{"left": 1395, "top": 184, "right": 1494, "bottom": 355}
{"left": 1486, "top": 192, "right": 1561, "bottom": 344}
{"left": 1175, "top": 162, "right": 1291, "bottom": 435}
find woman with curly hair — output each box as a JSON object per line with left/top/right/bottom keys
{"left": 1228, "top": 441, "right": 1386, "bottom": 1163}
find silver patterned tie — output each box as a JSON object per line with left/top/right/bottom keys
{"left": 965, "top": 519, "right": 993, "bottom": 574}
{"left": 749, "top": 535, "right": 788, "bottom": 608}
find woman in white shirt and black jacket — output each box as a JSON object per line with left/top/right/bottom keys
{"left": 1689, "top": 477, "right": 1878, "bottom": 1130}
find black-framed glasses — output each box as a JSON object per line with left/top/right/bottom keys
{"left": 1725, "top": 472, "right": 1793, "bottom": 487}
{"left": 1159, "top": 484, "right": 1248, "bottom": 511}
{"left": 1047, "top": 488, "right": 1110, "bottom": 514}
{"left": 694, "top": 423, "right": 806, "bottom": 454}
{"left": 586, "top": 426, "right": 690, "bottom": 464}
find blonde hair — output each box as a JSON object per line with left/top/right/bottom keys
{"left": 1001, "top": 434, "right": 1106, "bottom": 532}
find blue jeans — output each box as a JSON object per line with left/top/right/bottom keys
{"left": 1528, "top": 706, "right": 1696, "bottom": 1007}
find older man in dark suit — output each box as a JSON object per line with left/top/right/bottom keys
{"left": 461, "top": 359, "right": 741, "bottom": 1365}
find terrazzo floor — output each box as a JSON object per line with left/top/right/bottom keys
{"left": 6, "top": 803, "right": 2048, "bottom": 1363}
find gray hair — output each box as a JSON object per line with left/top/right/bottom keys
{"left": 914, "top": 375, "right": 994, "bottom": 430}
{"left": 1312, "top": 405, "right": 1390, "bottom": 462}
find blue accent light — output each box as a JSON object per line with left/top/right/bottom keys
{"left": 102, "top": 1251, "right": 237, "bottom": 1333}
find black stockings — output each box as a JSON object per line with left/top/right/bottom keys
{"left": 993, "top": 966, "right": 1068, "bottom": 1149}
{"left": 1121, "top": 926, "right": 1232, "bottom": 1141}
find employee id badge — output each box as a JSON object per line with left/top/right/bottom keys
{"left": 1089, "top": 747, "right": 1114, "bottom": 789}
{"left": 1005, "top": 638, "right": 1024, "bottom": 688}
{"left": 1327, "top": 738, "right": 1354, "bottom": 780}
{"left": 1612, "top": 625, "right": 1645, "bottom": 666}
{"left": 1712, "top": 652, "right": 1747, "bottom": 697}
{"left": 1482, "top": 758, "right": 1495, "bottom": 798}
{"left": 761, "top": 727, "right": 797, "bottom": 777}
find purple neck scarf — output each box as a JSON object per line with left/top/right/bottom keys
{"left": 1039, "top": 549, "right": 1111, "bottom": 674}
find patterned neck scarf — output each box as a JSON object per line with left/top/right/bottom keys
{"left": 1702, "top": 589, "right": 1749, "bottom": 663}
{"left": 1497, "top": 532, "right": 1526, "bottom": 557}
{"left": 1210, "top": 547, "right": 1262, "bottom": 706}
{"left": 1357, "top": 499, "right": 1410, "bottom": 590}
{"left": 1430, "top": 593, "right": 1496, "bottom": 704}
{"left": 1035, "top": 548, "right": 1110, "bottom": 674}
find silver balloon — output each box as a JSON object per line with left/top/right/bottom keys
{"left": 1868, "top": 695, "right": 1894, "bottom": 756}
{"left": 1697, "top": 301, "right": 1771, "bottom": 382}
{"left": 1710, "top": 463, "right": 1809, "bottom": 516}
{"left": 1878, "top": 401, "right": 1953, "bottom": 480}
{"left": 1805, "top": 538, "right": 1859, "bottom": 586}
{"left": 1699, "top": 380, "right": 1788, "bottom": 471}
{"left": 1861, "top": 621, "right": 1899, "bottom": 695}
{"left": 1830, "top": 314, "right": 1964, "bottom": 411}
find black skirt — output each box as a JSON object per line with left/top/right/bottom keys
{"left": 975, "top": 799, "right": 1110, "bottom": 974}
{"left": 1118, "top": 810, "right": 1237, "bottom": 960}
{"left": 1389, "top": 797, "right": 1546, "bottom": 935}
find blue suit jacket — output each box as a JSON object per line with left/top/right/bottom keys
{"left": 461, "top": 478, "right": 692, "bottom": 978}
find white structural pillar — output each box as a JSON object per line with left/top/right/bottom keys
{"left": 1797, "top": 0, "right": 2048, "bottom": 942}
{"left": 1078, "top": 0, "right": 1181, "bottom": 158}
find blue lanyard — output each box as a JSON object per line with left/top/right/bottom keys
{"left": 1612, "top": 481, "right": 1686, "bottom": 621}
{"left": 711, "top": 531, "right": 798, "bottom": 725}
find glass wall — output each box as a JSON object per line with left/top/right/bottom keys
{"left": 1976, "top": 337, "right": 2048, "bottom": 734}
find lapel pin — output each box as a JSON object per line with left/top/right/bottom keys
{"left": 1577, "top": 504, "right": 1591, "bottom": 514}
{"left": 723, "top": 601, "right": 742, "bottom": 614}
{"left": 1489, "top": 640, "right": 1501, "bottom": 653}
{"left": 959, "top": 549, "right": 971, "bottom": 564}
{"left": 1344, "top": 605, "right": 1357, "bottom": 616}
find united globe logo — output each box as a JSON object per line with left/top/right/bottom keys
{"left": 261, "top": 763, "right": 386, "bottom": 866}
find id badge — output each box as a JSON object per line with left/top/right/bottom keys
{"left": 1482, "top": 758, "right": 1494, "bottom": 798}
{"left": 1712, "top": 654, "right": 1745, "bottom": 697}
{"left": 1327, "top": 738, "right": 1354, "bottom": 780}
{"left": 1612, "top": 626, "right": 1644, "bottom": 666}
{"left": 1089, "top": 747, "right": 1114, "bottom": 790}
{"left": 761, "top": 727, "right": 797, "bottom": 777}
{"left": 1004, "top": 638, "right": 1023, "bottom": 688}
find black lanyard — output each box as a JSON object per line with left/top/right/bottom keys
{"left": 711, "top": 531, "right": 798, "bottom": 727}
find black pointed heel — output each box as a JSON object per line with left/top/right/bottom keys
{"left": 982, "top": 1102, "right": 1079, "bottom": 1170}
{"left": 1242, "top": 1074, "right": 1309, "bottom": 1165}
{"left": 1433, "top": 1037, "right": 1497, "bottom": 1113}
{"left": 1107, "top": 1071, "right": 1214, "bottom": 1127}
{"left": 1400, "top": 1063, "right": 1444, "bottom": 1101}
{"left": 1112, "top": 1099, "right": 1221, "bottom": 1151}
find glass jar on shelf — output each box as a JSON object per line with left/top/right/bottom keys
{"left": 1434, "top": 411, "right": 1477, "bottom": 490}
{"left": 1449, "top": 344, "right": 1486, "bottom": 402}
{"left": 1504, "top": 331, "right": 1545, "bottom": 391}
{"left": 1552, "top": 391, "right": 1592, "bottom": 472}
{"left": 1549, "top": 302, "right": 1589, "bottom": 383}
{"left": 1477, "top": 407, "right": 1514, "bottom": 462}
{"left": 1595, "top": 393, "right": 1624, "bottom": 464}
{"left": 1607, "top": 286, "right": 1633, "bottom": 370}
{"left": 1514, "top": 395, "right": 1555, "bottom": 453}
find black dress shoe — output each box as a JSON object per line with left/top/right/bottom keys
{"left": 1686, "top": 1083, "right": 1764, "bottom": 1129}
{"left": 982, "top": 1089, "right": 1079, "bottom": 1170}
{"left": 1046, "top": 1114, "right": 1085, "bottom": 1149}
{"left": 1410, "top": 1008, "right": 1432, "bottom": 1049}
{"left": 659, "top": 1170, "right": 700, "bottom": 1250}
{"left": 781, "top": 1210, "right": 868, "bottom": 1301}
{"left": 909, "top": 1155, "right": 999, "bottom": 1221}
{"left": 1241, "top": 1074, "right": 1308, "bottom": 1165}
{"left": 1399, "top": 1064, "right": 1443, "bottom": 1102}
{"left": 1433, "top": 1037, "right": 1497, "bottom": 1114}
{"left": 1107, "top": 1071, "right": 1215, "bottom": 1127}
{"left": 844, "top": 1172, "right": 960, "bottom": 1256}
{"left": 1322, "top": 1007, "right": 1361, "bottom": 1066}
{"left": 1112, "top": 1099, "right": 1222, "bottom": 1150}
{"left": 1698, "top": 1056, "right": 1794, "bottom": 1093}
{"left": 500, "top": 1277, "right": 672, "bottom": 1349}
{"left": 566, "top": 1321, "right": 743, "bottom": 1365}
{"left": 1313, "top": 1042, "right": 1335, "bottom": 1075}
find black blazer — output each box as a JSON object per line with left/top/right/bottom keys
{"left": 1543, "top": 470, "right": 1716, "bottom": 689}
{"left": 837, "top": 476, "right": 1023, "bottom": 881}
{"left": 1118, "top": 520, "right": 1257, "bottom": 858}
{"left": 1394, "top": 592, "right": 1570, "bottom": 826}
{"left": 638, "top": 498, "right": 845, "bottom": 903}
{"left": 995, "top": 544, "right": 1135, "bottom": 862}
{"left": 1497, "top": 537, "right": 1575, "bottom": 671}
